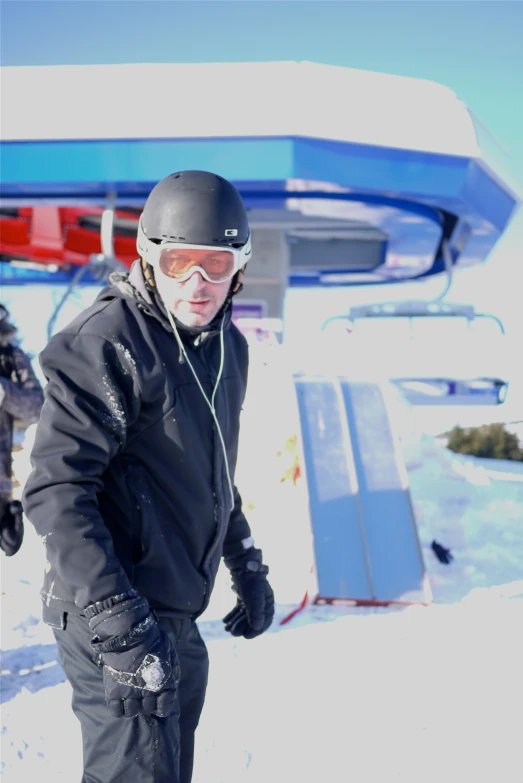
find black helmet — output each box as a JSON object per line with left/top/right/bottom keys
{"left": 137, "top": 170, "right": 250, "bottom": 259}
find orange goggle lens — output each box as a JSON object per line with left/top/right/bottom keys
{"left": 158, "top": 247, "right": 236, "bottom": 282}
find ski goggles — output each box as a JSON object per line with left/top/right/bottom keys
{"left": 138, "top": 219, "right": 251, "bottom": 284}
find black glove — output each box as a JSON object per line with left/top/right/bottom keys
{"left": 86, "top": 591, "right": 180, "bottom": 719}
{"left": 223, "top": 549, "right": 275, "bottom": 639}
{"left": 0, "top": 499, "right": 24, "bottom": 557}
{"left": 431, "top": 540, "right": 453, "bottom": 565}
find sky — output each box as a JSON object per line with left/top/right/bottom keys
{"left": 1, "top": 0, "right": 522, "bottom": 423}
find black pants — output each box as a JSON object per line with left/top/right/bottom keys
{"left": 53, "top": 612, "right": 209, "bottom": 783}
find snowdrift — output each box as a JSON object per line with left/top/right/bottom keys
{"left": 2, "top": 339, "right": 523, "bottom": 782}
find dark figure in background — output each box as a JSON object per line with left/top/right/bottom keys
{"left": 431, "top": 539, "right": 453, "bottom": 564}
{"left": 0, "top": 303, "right": 44, "bottom": 557}
{"left": 23, "top": 171, "right": 275, "bottom": 783}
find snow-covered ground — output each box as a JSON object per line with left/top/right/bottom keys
{"left": 2, "top": 330, "right": 523, "bottom": 782}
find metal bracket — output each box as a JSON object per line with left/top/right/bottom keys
{"left": 47, "top": 192, "right": 127, "bottom": 339}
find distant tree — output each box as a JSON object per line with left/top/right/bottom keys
{"left": 447, "top": 423, "right": 523, "bottom": 461}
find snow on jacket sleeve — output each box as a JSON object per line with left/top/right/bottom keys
{"left": 23, "top": 332, "right": 141, "bottom": 610}
{"left": 0, "top": 347, "right": 44, "bottom": 423}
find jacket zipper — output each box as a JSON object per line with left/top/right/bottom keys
{"left": 123, "top": 462, "right": 146, "bottom": 584}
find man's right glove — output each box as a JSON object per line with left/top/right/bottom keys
{"left": 85, "top": 591, "right": 180, "bottom": 719}
{"left": 0, "top": 499, "right": 24, "bottom": 557}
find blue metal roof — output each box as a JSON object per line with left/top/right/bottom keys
{"left": 1, "top": 62, "right": 521, "bottom": 285}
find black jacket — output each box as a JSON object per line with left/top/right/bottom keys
{"left": 23, "top": 262, "right": 252, "bottom": 619}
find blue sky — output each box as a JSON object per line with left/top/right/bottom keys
{"left": 2, "top": 1, "right": 522, "bottom": 425}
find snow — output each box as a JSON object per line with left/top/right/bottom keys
{"left": 138, "top": 659, "right": 165, "bottom": 691}
{"left": 2, "top": 318, "right": 523, "bottom": 782}
{"left": 99, "top": 374, "right": 127, "bottom": 434}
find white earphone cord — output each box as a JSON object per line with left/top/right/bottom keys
{"left": 165, "top": 309, "right": 235, "bottom": 512}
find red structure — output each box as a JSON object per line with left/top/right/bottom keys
{"left": 0, "top": 206, "right": 139, "bottom": 269}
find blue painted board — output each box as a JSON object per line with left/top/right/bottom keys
{"left": 295, "top": 375, "right": 428, "bottom": 603}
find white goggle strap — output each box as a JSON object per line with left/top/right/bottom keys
{"left": 239, "top": 234, "right": 252, "bottom": 267}
{"left": 136, "top": 218, "right": 153, "bottom": 261}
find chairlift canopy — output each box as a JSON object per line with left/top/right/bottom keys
{"left": 1, "top": 61, "right": 521, "bottom": 286}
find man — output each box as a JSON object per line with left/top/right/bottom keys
{"left": 23, "top": 171, "right": 275, "bottom": 783}
{"left": 0, "top": 303, "right": 43, "bottom": 556}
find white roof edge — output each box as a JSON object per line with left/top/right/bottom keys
{"left": 1, "top": 60, "right": 480, "bottom": 159}
{"left": 2, "top": 60, "right": 521, "bottom": 201}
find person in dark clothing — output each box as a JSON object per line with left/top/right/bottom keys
{"left": 0, "top": 303, "right": 43, "bottom": 556}
{"left": 23, "top": 171, "right": 275, "bottom": 783}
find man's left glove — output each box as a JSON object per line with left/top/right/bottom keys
{"left": 223, "top": 549, "right": 275, "bottom": 639}
{"left": 86, "top": 591, "right": 180, "bottom": 719}
{"left": 0, "top": 499, "right": 24, "bottom": 557}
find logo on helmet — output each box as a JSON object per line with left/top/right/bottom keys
{"left": 224, "top": 229, "right": 238, "bottom": 237}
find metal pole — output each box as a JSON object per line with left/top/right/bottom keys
{"left": 100, "top": 191, "right": 117, "bottom": 261}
